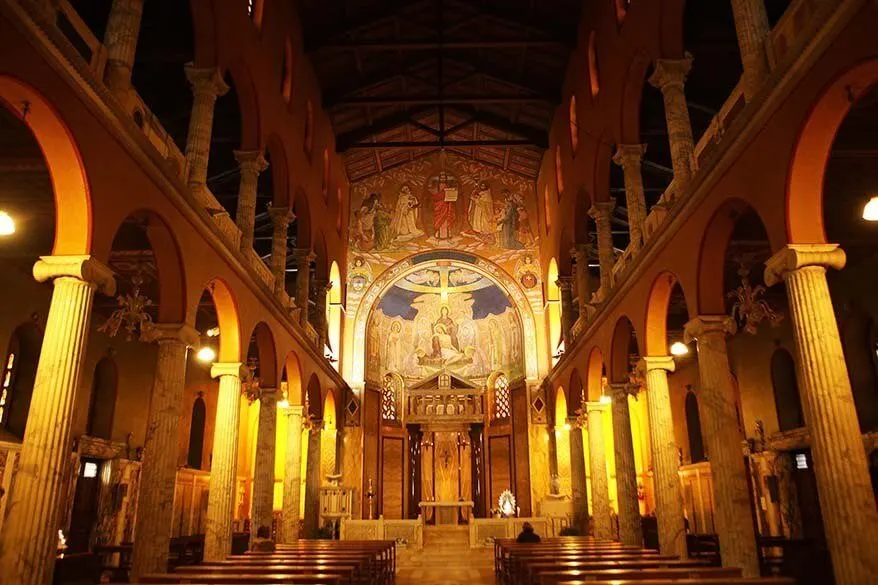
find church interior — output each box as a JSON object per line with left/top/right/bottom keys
{"left": 0, "top": 0, "right": 876, "bottom": 584}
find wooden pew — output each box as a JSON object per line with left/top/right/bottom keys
{"left": 551, "top": 579, "right": 796, "bottom": 585}
{"left": 537, "top": 566, "right": 742, "bottom": 584}
{"left": 520, "top": 558, "right": 712, "bottom": 585}
{"left": 137, "top": 573, "right": 343, "bottom": 584}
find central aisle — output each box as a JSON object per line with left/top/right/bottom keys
{"left": 396, "top": 526, "right": 496, "bottom": 585}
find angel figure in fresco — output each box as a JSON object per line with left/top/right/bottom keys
{"left": 430, "top": 306, "right": 460, "bottom": 358}
{"left": 390, "top": 185, "right": 423, "bottom": 241}
{"left": 468, "top": 181, "right": 495, "bottom": 241}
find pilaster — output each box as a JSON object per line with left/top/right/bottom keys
{"left": 613, "top": 144, "right": 648, "bottom": 254}
{"left": 586, "top": 401, "right": 612, "bottom": 540}
{"left": 765, "top": 244, "right": 878, "bottom": 584}
{"left": 281, "top": 405, "right": 305, "bottom": 543}
{"left": 649, "top": 55, "right": 696, "bottom": 186}
{"left": 638, "top": 356, "right": 687, "bottom": 558}
{"left": 204, "top": 362, "right": 246, "bottom": 561}
{"left": 234, "top": 150, "right": 269, "bottom": 250}
{"left": 684, "top": 315, "right": 759, "bottom": 576}
{"left": 609, "top": 382, "right": 642, "bottom": 546}
{"left": 0, "top": 256, "right": 113, "bottom": 585}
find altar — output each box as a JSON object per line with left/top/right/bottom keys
{"left": 419, "top": 501, "right": 474, "bottom": 526}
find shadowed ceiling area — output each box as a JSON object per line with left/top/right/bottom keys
{"left": 295, "top": 0, "right": 582, "bottom": 181}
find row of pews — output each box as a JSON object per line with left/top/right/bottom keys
{"left": 495, "top": 536, "right": 797, "bottom": 585}
{"left": 111, "top": 540, "right": 396, "bottom": 584}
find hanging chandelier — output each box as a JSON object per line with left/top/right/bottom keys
{"left": 98, "top": 268, "right": 154, "bottom": 341}
{"left": 727, "top": 261, "right": 783, "bottom": 335}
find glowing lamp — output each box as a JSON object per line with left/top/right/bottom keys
{"left": 206, "top": 327, "right": 220, "bottom": 338}
{"left": 0, "top": 211, "right": 15, "bottom": 236}
{"left": 670, "top": 341, "right": 690, "bottom": 357}
{"left": 196, "top": 346, "right": 216, "bottom": 363}
{"left": 599, "top": 394, "right": 612, "bottom": 404}
{"left": 277, "top": 397, "right": 290, "bottom": 409}
{"left": 863, "top": 196, "right": 878, "bottom": 221}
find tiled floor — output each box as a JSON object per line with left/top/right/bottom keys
{"left": 396, "top": 526, "right": 496, "bottom": 585}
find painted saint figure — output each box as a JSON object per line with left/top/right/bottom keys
{"left": 390, "top": 185, "right": 423, "bottom": 240}
{"left": 430, "top": 173, "right": 457, "bottom": 240}
{"left": 385, "top": 321, "right": 403, "bottom": 373}
{"left": 468, "top": 181, "right": 495, "bottom": 240}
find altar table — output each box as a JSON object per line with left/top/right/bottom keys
{"left": 419, "top": 501, "right": 474, "bottom": 525}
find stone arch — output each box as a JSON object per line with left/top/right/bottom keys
{"left": 283, "top": 351, "right": 304, "bottom": 405}
{"left": 198, "top": 279, "right": 241, "bottom": 363}
{"left": 610, "top": 316, "right": 640, "bottom": 383}
{"left": 306, "top": 373, "right": 322, "bottom": 420}
{"left": 281, "top": 37, "right": 294, "bottom": 103}
{"left": 619, "top": 49, "right": 653, "bottom": 144}
{"left": 568, "top": 369, "right": 584, "bottom": 417}
{"left": 645, "top": 270, "right": 694, "bottom": 356}
{"left": 264, "top": 134, "right": 290, "bottom": 207}
{"left": 0, "top": 76, "right": 91, "bottom": 255}
{"left": 786, "top": 60, "right": 878, "bottom": 243}
{"left": 313, "top": 230, "right": 329, "bottom": 281}
{"left": 247, "top": 321, "right": 278, "bottom": 389}
{"left": 352, "top": 252, "right": 540, "bottom": 386}
{"left": 292, "top": 187, "right": 312, "bottom": 247}
{"left": 190, "top": 0, "right": 219, "bottom": 66}
{"left": 585, "top": 345, "right": 605, "bottom": 402}
{"left": 221, "top": 59, "right": 260, "bottom": 151}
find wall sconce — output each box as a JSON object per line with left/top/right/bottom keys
{"left": 0, "top": 211, "right": 15, "bottom": 236}
{"left": 863, "top": 195, "right": 878, "bottom": 221}
{"left": 670, "top": 341, "right": 690, "bottom": 357}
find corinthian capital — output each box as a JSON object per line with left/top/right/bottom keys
{"left": 613, "top": 144, "right": 647, "bottom": 168}
{"left": 683, "top": 315, "right": 737, "bottom": 343}
{"left": 184, "top": 64, "right": 230, "bottom": 97}
{"left": 649, "top": 53, "right": 694, "bottom": 91}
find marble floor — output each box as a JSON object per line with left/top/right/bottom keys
{"left": 396, "top": 526, "right": 495, "bottom": 585}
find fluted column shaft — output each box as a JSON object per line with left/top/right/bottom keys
{"left": 281, "top": 406, "right": 304, "bottom": 543}
{"left": 184, "top": 66, "right": 229, "bottom": 201}
{"left": 586, "top": 403, "right": 612, "bottom": 539}
{"left": 292, "top": 249, "right": 315, "bottom": 327}
{"left": 684, "top": 316, "right": 759, "bottom": 577}
{"left": 303, "top": 425, "right": 322, "bottom": 537}
{"left": 313, "top": 279, "right": 330, "bottom": 350}
{"left": 765, "top": 244, "right": 878, "bottom": 584}
{"left": 0, "top": 256, "right": 114, "bottom": 585}
{"left": 731, "top": 0, "right": 770, "bottom": 101}
{"left": 639, "top": 357, "right": 687, "bottom": 557}
{"left": 269, "top": 206, "right": 294, "bottom": 296}
{"left": 103, "top": 0, "right": 144, "bottom": 96}
{"left": 572, "top": 244, "right": 592, "bottom": 318}
{"left": 251, "top": 388, "right": 278, "bottom": 540}
{"left": 234, "top": 150, "right": 268, "bottom": 250}
{"left": 204, "top": 363, "right": 245, "bottom": 561}
{"left": 613, "top": 144, "right": 648, "bottom": 254}
{"left": 610, "top": 383, "right": 642, "bottom": 546}
{"left": 588, "top": 202, "right": 615, "bottom": 297}
{"left": 568, "top": 421, "right": 589, "bottom": 535}
{"left": 130, "top": 324, "right": 199, "bottom": 581}
{"left": 649, "top": 57, "right": 695, "bottom": 186}
{"left": 557, "top": 277, "right": 575, "bottom": 347}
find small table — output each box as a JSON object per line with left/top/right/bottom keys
{"left": 419, "top": 501, "right": 474, "bottom": 525}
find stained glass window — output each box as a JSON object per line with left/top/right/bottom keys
{"left": 494, "top": 374, "right": 510, "bottom": 421}
{"left": 247, "top": 0, "right": 255, "bottom": 17}
{"left": 1, "top": 348, "right": 16, "bottom": 427}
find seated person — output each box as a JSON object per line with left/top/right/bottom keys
{"left": 516, "top": 522, "right": 541, "bottom": 543}
{"left": 250, "top": 525, "right": 275, "bottom": 552}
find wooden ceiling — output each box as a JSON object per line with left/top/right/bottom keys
{"left": 295, "top": 0, "right": 582, "bottom": 181}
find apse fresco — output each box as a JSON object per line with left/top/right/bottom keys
{"left": 366, "top": 265, "right": 524, "bottom": 383}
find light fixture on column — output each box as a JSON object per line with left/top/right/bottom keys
{"left": 863, "top": 195, "right": 878, "bottom": 221}
{"left": 670, "top": 341, "right": 689, "bottom": 356}
{"left": 196, "top": 346, "right": 216, "bottom": 363}
{"left": 0, "top": 211, "right": 15, "bottom": 236}
{"left": 98, "top": 266, "right": 155, "bottom": 340}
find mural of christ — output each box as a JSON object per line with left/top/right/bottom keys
{"left": 430, "top": 173, "right": 457, "bottom": 240}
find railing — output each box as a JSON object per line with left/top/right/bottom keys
{"left": 693, "top": 80, "right": 746, "bottom": 170}
{"left": 121, "top": 92, "right": 189, "bottom": 181}
{"left": 56, "top": 0, "right": 107, "bottom": 79}
{"left": 766, "top": 0, "right": 826, "bottom": 71}
{"left": 243, "top": 247, "right": 277, "bottom": 293}
{"left": 405, "top": 389, "right": 485, "bottom": 424}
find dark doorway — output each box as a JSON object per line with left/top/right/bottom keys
{"left": 771, "top": 348, "right": 805, "bottom": 432}
{"left": 67, "top": 458, "right": 103, "bottom": 553}
{"left": 187, "top": 395, "right": 206, "bottom": 469}
{"left": 788, "top": 450, "right": 834, "bottom": 585}
{"left": 685, "top": 391, "right": 706, "bottom": 463}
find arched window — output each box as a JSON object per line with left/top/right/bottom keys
{"left": 322, "top": 148, "right": 330, "bottom": 199}
{"left": 336, "top": 187, "right": 343, "bottom": 233}
{"left": 494, "top": 374, "right": 511, "bottom": 421}
{"left": 569, "top": 96, "right": 579, "bottom": 154}
{"left": 588, "top": 31, "right": 600, "bottom": 98}
{"left": 543, "top": 186, "right": 552, "bottom": 233}
{"left": 187, "top": 394, "right": 207, "bottom": 469}
{"left": 281, "top": 39, "right": 294, "bottom": 103}
{"left": 304, "top": 100, "right": 314, "bottom": 157}
{"left": 615, "top": 0, "right": 631, "bottom": 22}
{"left": 771, "top": 348, "right": 805, "bottom": 431}
{"left": 246, "top": 0, "right": 263, "bottom": 25}
{"left": 2, "top": 323, "right": 41, "bottom": 439}
{"left": 86, "top": 356, "right": 118, "bottom": 440}
{"left": 685, "top": 391, "right": 706, "bottom": 463}
{"left": 555, "top": 146, "right": 565, "bottom": 197}
{"left": 381, "top": 374, "right": 399, "bottom": 422}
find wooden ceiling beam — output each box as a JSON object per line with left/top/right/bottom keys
{"left": 314, "top": 39, "right": 566, "bottom": 52}
{"left": 344, "top": 140, "right": 538, "bottom": 149}
{"left": 303, "top": 0, "right": 433, "bottom": 52}
{"left": 330, "top": 95, "right": 553, "bottom": 108}
{"left": 335, "top": 106, "right": 436, "bottom": 152}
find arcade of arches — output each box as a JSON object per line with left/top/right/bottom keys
{"left": 0, "top": 1, "right": 876, "bottom": 585}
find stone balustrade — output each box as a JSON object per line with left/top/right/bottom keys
{"left": 406, "top": 389, "right": 485, "bottom": 424}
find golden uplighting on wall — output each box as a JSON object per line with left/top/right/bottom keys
{"left": 670, "top": 341, "right": 690, "bottom": 357}
{"left": 0, "top": 211, "right": 15, "bottom": 236}
{"left": 863, "top": 195, "right": 878, "bottom": 221}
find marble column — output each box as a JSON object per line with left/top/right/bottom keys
{"left": 184, "top": 65, "right": 229, "bottom": 203}
{"left": 613, "top": 144, "right": 649, "bottom": 254}
{"left": 268, "top": 206, "right": 294, "bottom": 296}
{"left": 572, "top": 244, "right": 592, "bottom": 319}
{"left": 292, "top": 249, "right": 315, "bottom": 327}
{"left": 649, "top": 56, "right": 696, "bottom": 186}
{"left": 557, "top": 276, "right": 576, "bottom": 348}
{"left": 609, "top": 383, "right": 642, "bottom": 546}
{"left": 586, "top": 402, "right": 613, "bottom": 540}
{"left": 303, "top": 423, "right": 323, "bottom": 537}
{"left": 130, "top": 323, "right": 199, "bottom": 580}
{"left": 684, "top": 316, "right": 759, "bottom": 576}
{"left": 568, "top": 417, "right": 589, "bottom": 535}
{"left": 281, "top": 405, "right": 304, "bottom": 543}
{"left": 638, "top": 356, "right": 687, "bottom": 557}
{"left": 765, "top": 244, "right": 878, "bottom": 584}
{"left": 204, "top": 362, "right": 245, "bottom": 561}
{"left": 312, "top": 279, "right": 330, "bottom": 351}
{"left": 588, "top": 201, "right": 616, "bottom": 299}
{"left": 103, "top": 0, "right": 144, "bottom": 97}
{"left": 0, "top": 256, "right": 114, "bottom": 585}
{"left": 251, "top": 388, "right": 278, "bottom": 541}
{"left": 234, "top": 150, "right": 268, "bottom": 250}
{"left": 731, "top": 0, "right": 770, "bottom": 101}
